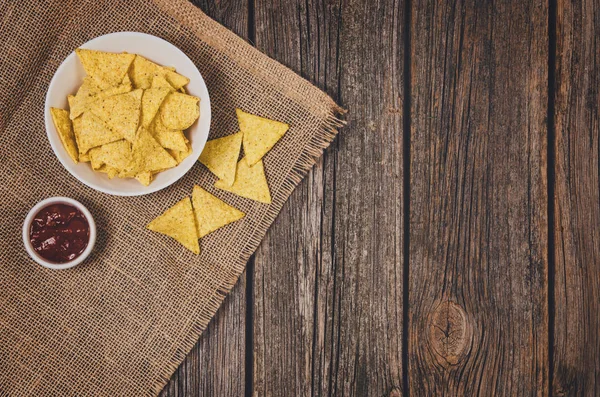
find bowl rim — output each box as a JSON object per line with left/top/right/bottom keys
{"left": 44, "top": 31, "right": 211, "bottom": 196}
{"left": 22, "top": 197, "right": 97, "bottom": 270}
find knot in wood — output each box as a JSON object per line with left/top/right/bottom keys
{"left": 427, "top": 301, "right": 472, "bottom": 367}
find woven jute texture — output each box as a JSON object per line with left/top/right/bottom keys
{"left": 0, "top": 0, "right": 344, "bottom": 395}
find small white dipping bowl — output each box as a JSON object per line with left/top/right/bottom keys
{"left": 23, "top": 197, "right": 96, "bottom": 270}
{"left": 44, "top": 32, "right": 211, "bottom": 196}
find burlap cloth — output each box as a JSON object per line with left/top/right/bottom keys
{"left": 0, "top": 0, "right": 343, "bottom": 395}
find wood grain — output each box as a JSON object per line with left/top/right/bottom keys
{"left": 409, "top": 0, "right": 549, "bottom": 395}
{"left": 553, "top": 0, "right": 600, "bottom": 394}
{"left": 160, "top": 1, "right": 248, "bottom": 396}
{"left": 252, "top": 0, "right": 404, "bottom": 395}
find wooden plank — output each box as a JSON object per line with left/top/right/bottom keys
{"left": 252, "top": 0, "right": 404, "bottom": 395}
{"left": 553, "top": 0, "right": 600, "bottom": 394}
{"left": 160, "top": 1, "right": 248, "bottom": 396}
{"left": 409, "top": 1, "right": 549, "bottom": 395}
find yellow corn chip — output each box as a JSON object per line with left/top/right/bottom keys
{"left": 69, "top": 76, "right": 132, "bottom": 119}
{"left": 147, "top": 197, "right": 200, "bottom": 254}
{"left": 96, "top": 165, "right": 119, "bottom": 179}
{"left": 129, "top": 56, "right": 189, "bottom": 90}
{"left": 167, "top": 142, "right": 193, "bottom": 164}
{"left": 165, "top": 69, "right": 190, "bottom": 90}
{"left": 141, "top": 88, "right": 170, "bottom": 128}
{"left": 151, "top": 74, "right": 175, "bottom": 91}
{"left": 192, "top": 186, "right": 245, "bottom": 238}
{"left": 75, "top": 49, "right": 135, "bottom": 89}
{"left": 198, "top": 132, "right": 242, "bottom": 186}
{"left": 151, "top": 118, "right": 189, "bottom": 152}
{"left": 179, "top": 86, "right": 186, "bottom": 94}
{"left": 50, "top": 107, "right": 79, "bottom": 163}
{"left": 236, "top": 109, "right": 289, "bottom": 165}
{"left": 135, "top": 172, "right": 154, "bottom": 186}
{"left": 214, "top": 157, "right": 271, "bottom": 204}
{"left": 89, "top": 89, "right": 142, "bottom": 142}
{"left": 88, "top": 140, "right": 132, "bottom": 171}
{"left": 71, "top": 114, "right": 83, "bottom": 150}
{"left": 130, "top": 127, "right": 178, "bottom": 174}
{"left": 78, "top": 112, "right": 123, "bottom": 154}
{"left": 160, "top": 92, "right": 200, "bottom": 130}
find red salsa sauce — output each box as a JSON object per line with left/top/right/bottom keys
{"left": 29, "top": 204, "right": 90, "bottom": 264}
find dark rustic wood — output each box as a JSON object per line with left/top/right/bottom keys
{"left": 160, "top": 1, "right": 248, "bottom": 396}
{"left": 409, "top": 0, "right": 549, "bottom": 395}
{"left": 553, "top": 0, "right": 600, "bottom": 395}
{"left": 251, "top": 0, "right": 404, "bottom": 395}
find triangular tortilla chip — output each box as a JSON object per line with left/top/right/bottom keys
{"left": 78, "top": 112, "right": 123, "bottom": 154}
{"left": 129, "top": 56, "right": 189, "bottom": 90}
{"left": 165, "top": 70, "right": 190, "bottom": 90}
{"left": 151, "top": 74, "right": 175, "bottom": 91}
{"left": 147, "top": 197, "right": 199, "bottom": 254}
{"left": 79, "top": 152, "right": 90, "bottom": 162}
{"left": 69, "top": 77, "right": 132, "bottom": 119}
{"left": 135, "top": 171, "right": 154, "bottom": 186}
{"left": 151, "top": 117, "right": 189, "bottom": 152}
{"left": 237, "top": 109, "right": 289, "bottom": 165}
{"left": 71, "top": 114, "right": 83, "bottom": 150}
{"left": 96, "top": 165, "right": 119, "bottom": 179}
{"left": 129, "top": 127, "right": 177, "bottom": 174}
{"left": 160, "top": 92, "right": 200, "bottom": 130}
{"left": 50, "top": 108, "right": 78, "bottom": 163}
{"left": 88, "top": 140, "right": 132, "bottom": 171}
{"left": 192, "top": 186, "right": 245, "bottom": 238}
{"left": 89, "top": 89, "right": 142, "bottom": 142}
{"left": 167, "top": 142, "right": 193, "bottom": 164}
{"left": 75, "top": 49, "right": 135, "bottom": 89}
{"left": 214, "top": 157, "right": 271, "bottom": 204}
{"left": 141, "top": 88, "right": 170, "bottom": 127}
{"left": 198, "top": 132, "right": 242, "bottom": 186}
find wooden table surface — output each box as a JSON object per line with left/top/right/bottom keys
{"left": 161, "top": 0, "right": 599, "bottom": 395}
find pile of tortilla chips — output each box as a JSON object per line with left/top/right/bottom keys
{"left": 199, "top": 109, "right": 289, "bottom": 204}
{"left": 147, "top": 109, "right": 289, "bottom": 254}
{"left": 50, "top": 49, "right": 200, "bottom": 186}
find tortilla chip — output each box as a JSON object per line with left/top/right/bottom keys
{"left": 96, "top": 165, "right": 119, "bottom": 179}
{"left": 69, "top": 76, "right": 132, "bottom": 119}
{"left": 147, "top": 197, "right": 200, "bottom": 254}
{"left": 151, "top": 118, "right": 189, "bottom": 151}
{"left": 165, "top": 69, "right": 190, "bottom": 90}
{"left": 79, "top": 152, "right": 90, "bottom": 163}
{"left": 141, "top": 88, "right": 170, "bottom": 128}
{"left": 160, "top": 92, "right": 200, "bottom": 130}
{"left": 71, "top": 114, "right": 83, "bottom": 149}
{"left": 236, "top": 109, "right": 289, "bottom": 165}
{"left": 192, "top": 186, "right": 245, "bottom": 238}
{"left": 178, "top": 86, "right": 186, "bottom": 94}
{"left": 88, "top": 140, "right": 132, "bottom": 171}
{"left": 129, "top": 56, "right": 189, "bottom": 90}
{"left": 89, "top": 89, "right": 142, "bottom": 142}
{"left": 167, "top": 142, "right": 193, "bottom": 164}
{"left": 151, "top": 74, "right": 175, "bottom": 91}
{"left": 130, "top": 127, "right": 178, "bottom": 174}
{"left": 198, "top": 132, "right": 242, "bottom": 186}
{"left": 50, "top": 107, "right": 78, "bottom": 163}
{"left": 135, "top": 171, "right": 154, "bottom": 186}
{"left": 75, "top": 49, "right": 135, "bottom": 89}
{"left": 214, "top": 157, "right": 271, "bottom": 204}
{"left": 78, "top": 112, "right": 123, "bottom": 154}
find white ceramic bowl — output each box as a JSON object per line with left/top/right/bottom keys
{"left": 44, "top": 32, "right": 211, "bottom": 196}
{"left": 22, "top": 197, "right": 97, "bottom": 270}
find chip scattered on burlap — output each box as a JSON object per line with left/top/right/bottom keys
{"left": 0, "top": 0, "right": 344, "bottom": 396}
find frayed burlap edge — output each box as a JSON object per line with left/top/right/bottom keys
{"left": 145, "top": 1, "right": 346, "bottom": 394}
